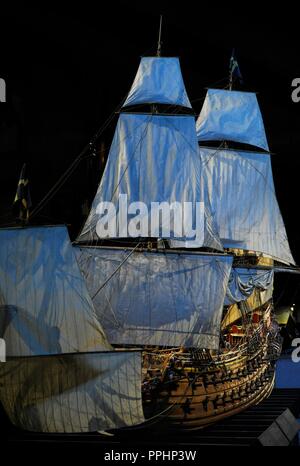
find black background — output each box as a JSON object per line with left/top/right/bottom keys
{"left": 1, "top": 1, "right": 300, "bottom": 306}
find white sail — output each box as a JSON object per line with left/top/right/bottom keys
{"left": 0, "top": 225, "right": 145, "bottom": 432}
{"left": 123, "top": 57, "right": 192, "bottom": 108}
{"left": 75, "top": 247, "right": 233, "bottom": 350}
{"left": 0, "top": 351, "right": 144, "bottom": 433}
{"left": 199, "top": 146, "right": 295, "bottom": 265}
{"left": 196, "top": 89, "right": 269, "bottom": 151}
{"left": 78, "top": 113, "right": 222, "bottom": 250}
{"left": 225, "top": 268, "right": 274, "bottom": 305}
{"left": 0, "top": 225, "right": 110, "bottom": 356}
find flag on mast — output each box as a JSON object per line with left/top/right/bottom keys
{"left": 229, "top": 49, "right": 243, "bottom": 88}
{"left": 13, "top": 163, "right": 32, "bottom": 222}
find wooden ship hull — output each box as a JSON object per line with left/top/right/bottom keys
{"left": 141, "top": 254, "right": 282, "bottom": 430}
{"left": 0, "top": 38, "right": 296, "bottom": 438}
{"left": 142, "top": 329, "right": 280, "bottom": 430}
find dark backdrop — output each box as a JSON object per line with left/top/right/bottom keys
{"left": 1, "top": 2, "right": 300, "bottom": 306}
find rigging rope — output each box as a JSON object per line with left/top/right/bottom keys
{"left": 91, "top": 241, "right": 142, "bottom": 299}
{"left": 28, "top": 70, "right": 229, "bottom": 223}
{"left": 29, "top": 92, "right": 129, "bottom": 220}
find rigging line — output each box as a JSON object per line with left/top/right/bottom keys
{"left": 30, "top": 150, "right": 112, "bottom": 221}
{"left": 166, "top": 117, "right": 198, "bottom": 156}
{"left": 190, "top": 78, "right": 229, "bottom": 104}
{"left": 200, "top": 145, "right": 277, "bottom": 193}
{"left": 29, "top": 92, "right": 130, "bottom": 220}
{"left": 29, "top": 157, "right": 83, "bottom": 219}
{"left": 230, "top": 151, "right": 276, "bottom": 193}
{"left": 91, "top": 242, "right": 141, "bottom": 299}
{"left": 166, "top": 98, "right": 225, "bottom": 155}
{"left": 29, "top": 154, "right": 91, "bottom": 220}
{"left": 78, "top": 86, "right": 230, "bottom": 243}
{"left": 102, "top": 291, "right": 123, "bottom": 329}
{"left": 158, "top": 81, "right": 230, "bottom": 115}
{"left": 75, "top": 119, "right": 150, "bottom": 243}
{"left": 36, "top": 74, "right": 229, "bottom": 222}
{"left": 29, "top": 120, "right": 114, "bottom": 219}
{"left": 199, "top": 141, "right": 226, "bottom": 166}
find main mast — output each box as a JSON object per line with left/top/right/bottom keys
{"left": 152, "top": 15, "right": 163, "bottom": 115}
{"left": 157, "top": 15, "right": 163, "bottom": 57}
{"left": 75, "top": 32, "right": 233, "bottom": 350}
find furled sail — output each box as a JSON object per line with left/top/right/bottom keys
{"left": 222, "top": 268, "right": 274, "bottom": 329}
{"left": 78, "top": 113, "right": 222, "bottom": 250}
{"left": 241, "top": 287, "right": 273, "bottom": 312}
{"left": 75, "top": 247, "right": 233, "bottom": 350}
{"left": 0, "top": 226, "right": 144, "bottom": 432}
{"left": 0, "top": 352, "right": 144, "bottom": 433}
{"left": 225, "top": 268, "right": 274, "bottom": 305}
{"left": 196, "top": 89, "right": 269, "bottom": 151}
{"left": 199, "top": 147, "right": 295, "bottom": 265}
{"left": 123, "top": 57, "right": 192, "bottom": 108}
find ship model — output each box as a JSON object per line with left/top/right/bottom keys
{"left": 0, "top": 30, "right": 296, "bottom": 433}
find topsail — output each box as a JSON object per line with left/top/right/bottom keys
{"left": 123, "top": 57, "right": 192, "bottom": 108}
{"left": 196, "top": 89, "right": 269, "bottom": 151}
